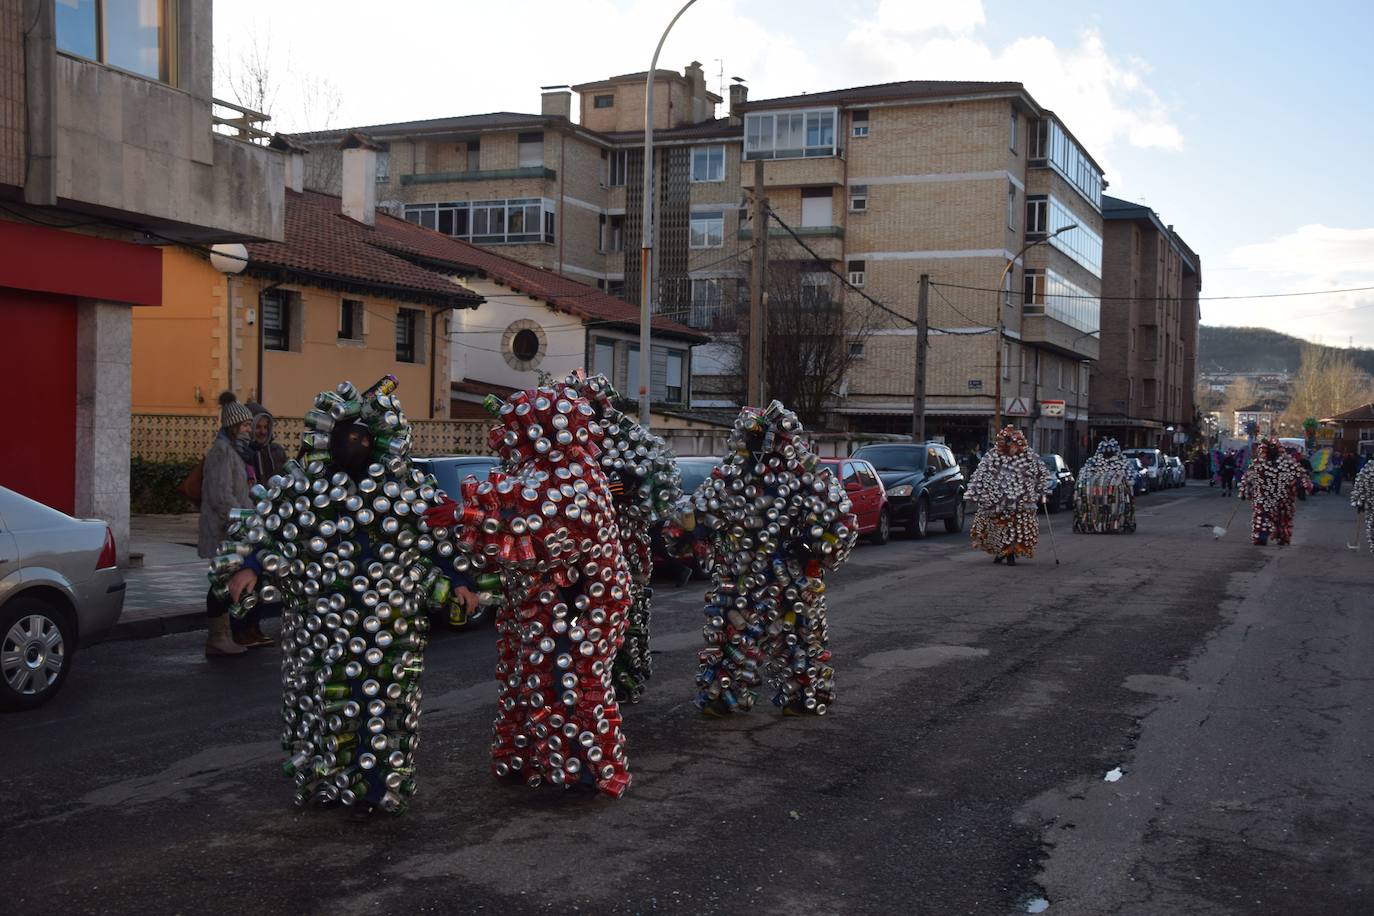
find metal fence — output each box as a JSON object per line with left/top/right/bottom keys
{"left": 131, "top": 414, "right": 494, "bottom": 462}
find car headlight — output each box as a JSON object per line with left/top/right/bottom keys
{"left": 888, "top": 484, "right": 913, "bottom": 497}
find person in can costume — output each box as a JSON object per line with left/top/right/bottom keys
{"left": 964, "top": 426, "right": 1052, "bottom": 564}
{"left": 1072, "top": 438, "right": 1137, "bottom": 534}
{"left": 1238, "top": 436, "right": 1311, "bottom": 546}
{"left": 428, "top": 382, "right": 636, "bottom": 796}
{"left": 691, "top": 401, "right": 857, "bottom": 717}
{"left": 1350, "top": 459, "right": 1374, "bottom": 553}
{"left": 558, "top": 370, "right": 682, "bottom": 704}
{"left": 210, "top": 376, "right": 479, "bottom": 814}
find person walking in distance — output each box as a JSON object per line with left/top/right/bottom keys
{"left": 1219, "top": 449, "right": 1238, "bottom": 497}
{"left": 1351, "top": 458, "right": 1374, "bottom": 553}
{"left": 964, "top": 426, "right": 1052, "bottom": 565}
{"left": 1239, "top": 437, "right": 1311, "bottom": 547}
{"left": 199, "top": 393, "right": 256, "bottom": 657}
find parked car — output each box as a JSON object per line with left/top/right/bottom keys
{"left": 1163, "top": 455, "right": 1185, "bottom": 488}
{"left": 820, "top": 458, "right": 890, "bottom": 544}
{"left": 651, "top": 456, "right": 722, "bottom": 581}
{"left": 1040, "top": 454, "right": 1076, "bottom": 512}
{"left": 850, "top": 442, "right": 965, "bottom": 538}
{"left": 1123, "top": 448, "right": 1165, "bottom": 491}
{"left": 1126, "top": 458, "right": 1150, "bottom": 496}
{"left": 0, "top": 487, "right": 124, "bottom": 711}
{"left": 411, "top": 455, "right": 501, "bottom": 500}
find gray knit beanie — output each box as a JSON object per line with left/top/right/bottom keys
{"left": 219, "top": 391, "right": 253, "bottom": 428}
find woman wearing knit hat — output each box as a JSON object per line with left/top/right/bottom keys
{"left": 197, "top": 392, "right": 257, "bottom": 656}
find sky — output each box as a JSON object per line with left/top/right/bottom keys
{"left": 214, "top": 0, "right": 1374, "bottom": 347}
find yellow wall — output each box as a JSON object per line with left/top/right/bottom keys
{"left": 134, "top": 247, "right": 454, "bottom": 422}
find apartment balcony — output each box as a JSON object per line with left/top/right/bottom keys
{"left": 400, "top": 167, "right": 558, "bottom": 186}
{"left": 739, "top": 225, "right": 844, "bottom": 261}
{"left": 740, "top": 155, "right": 845, "bottom": 189}
{"left": 1021, "top": 310, "right": 1100, "bottom": 361}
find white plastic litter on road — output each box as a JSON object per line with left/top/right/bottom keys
{"left": 1105, "top": 767, "right": 1123, "bottom": 782}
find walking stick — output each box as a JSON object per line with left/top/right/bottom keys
{"left": 1213, "top": 502, "right": 1241, "bottom": 540}
{"left": 1348, "top": 512, "right": 1364, "bottom": 551}
{"left": 1041, "top": 497, "right": 1061, "bottom": 565}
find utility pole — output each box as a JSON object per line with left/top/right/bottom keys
{"left": 746, "top": 157, "right": 768, "bottom": 407}
{"left": 912, "top": 273, "right": 929, "bottom": 442}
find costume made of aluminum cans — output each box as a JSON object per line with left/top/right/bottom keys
{"left": 1239, "top": 437, "right": 1311, "bottom": 546}
{"left": 208, "top": 376, "right": 475, "bottom": 814}
{"left": 451, "top": 383, "right": 635, "bottom": 797}
{"left": 692, "top": 402, "right": 857, "bottom": 716}
{"left": 964, "top": 427, "right": 1053, "bottom": 559}
{"left": 1072, "top": 438, "right": 1137, "bottom": 534}
{"left": 559, "top": 371, "right": 683, "bottom": 704}
{"left": 1351, "top": 461, "right": 1374, "bottom": 553}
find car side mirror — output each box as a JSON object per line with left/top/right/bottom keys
{"left": 924, "top": 467, "right": 935, "bottom": 478}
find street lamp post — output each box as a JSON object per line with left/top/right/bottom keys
{"left": 993, "top": 223, "right": 1077, "bottom": 431}
{"left": 638, "top": 0, "right": 699, "bottom": 426}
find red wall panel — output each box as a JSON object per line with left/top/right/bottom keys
{"left": 0, "top": 290, "right": 77, "bottom": 513}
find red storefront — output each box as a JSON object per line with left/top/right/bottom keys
{"left": 0, "top": 219, "right": 161, "bottom": 513}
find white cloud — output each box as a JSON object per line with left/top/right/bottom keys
{"left": 1215, "top": 225, "right": 1374, "bottom": 347}
{"left": 871, "top": 0, "right": 986, "bottom": 35}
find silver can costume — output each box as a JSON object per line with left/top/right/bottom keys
{"left": 1072, "top": 438, "right": 1137, "bottom": 534}
{"left": 692, "top": 402, "right": 857, "bottom": 716}
{"left": 1238, "top": 436, "right": 1311, "bottom": 546}
{"left": 964, "top": 426, "right": 1052, "bottom": 563}
{"left": 1351, "top": 460, "right": 1374, "bottom": 553}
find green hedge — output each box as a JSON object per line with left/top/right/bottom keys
{"left": 130, "top": 458, "right": 198, "bottom": 514}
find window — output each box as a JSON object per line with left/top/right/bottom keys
{"left": 1028, "top": 118, "right": 1103, "bottom": 210}
{"left": 1026, "top": 196, "right": 1048, "bottom": 235}
{"left": 744, "top": 108, "right": 838, "bottom": 160}
{"left": 57, "top": 0, "right": 177, "bottom": 84}
{"left": 594, "top": 339, "right": 615, "bottom": 375}
{"left": 689, "top": 278, "right": 723, "bottom": 328}
{"left": 801, "top": 188, "right": 831, "bottom": 228}
{"left": 1035, "top": 350, "right": 1042, "bottom": 386}
{"left": 1057, "top": 361, "right": 1064, "bottom": 389}
{"left": 608, "top": 214, "right": 625, "bottom": 252}
{"left": 518, "top": 132, "right": 544, "bottom": 168}
{"left": 594, "top": 94, "right": 614, "bottom": 109}
{"left": 1022, "top": 268, "right": 1099, "bottom": 334}
{"left": 511, "top": 329, "right": 540, "bottom": 362}
{"left": 1003, "top": 270, "right": 1013, "bottom": 308}
{"left": 856, "top": 462, "right": 879, "bottom": 488}
{"left": 665, "top": 351, "right": 684, "bottom": 403}
{"left": 395, "top": 309, "right": 419, "bottom": 363}
{"left": 1131, "top": 327, "right": 1137, "bottom": 351}
{"left": 1044, "top": 196, "right": 1103, "bottom": 276}
{"left": 851, "top": 109, "right": 869, "bottom": 138}
{"left": 339, "top": 299, "right": 364, "bottom": 342}
{"left": 800, "top": 271, "right": 832, "bottom": 308}
{"left": 404, "top": 199, "right": 555, "bottom": 244}
{"left": 607, "top": 280, "right": 625, "bottom": 298}
{"left": 262, "top": 290, "right": 292, "bottom": 352}
{"left": 466, "top": 140, "right": 481, "bottom": 172}
{"left": 690, "top": 145, "right": 725, "bottom": 182}
{"left": 1081, "top": 365, "right": 1089, "bottom": 396}
{"left": 1009, "top": 108, "right": 1018, "bottom": 152}
{"left": 374, "top": 150, "right": 390, "bottom": 183}
{"left": 1003, "top": 342, "right": 1011, "bottom": 379}
{"left": 1023, "top": 270, "right": 1044, "bottom": 306}
{"left": 849, "top": 341, "right": 865, "bottom": 359}
{"left": 689, "top": 211, "right": 724, "bottom": 248}
{"left": 849, "top": 184, "right": 868, "bottom": 212}
{"left": 1020, "top": 347, "right": 1030, "bottom": 383}
{"left": 847, "top": 259, "right": 865, "bottom": 288}
{"left": 608, "top": 150, "right": 628, "bottom": 187}
{"left": 1008, "top": 183, "right": 1017, "bottom": 229}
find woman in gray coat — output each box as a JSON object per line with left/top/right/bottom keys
{"left": 199, "top": 393, "right": 257, "bottom": 656}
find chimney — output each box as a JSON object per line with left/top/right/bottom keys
{"left": 541, "top": 86, "right": 572, "bottom": 120}
{"left": 338, "top": 131, "right": 382, "bottom": 226}
{"left": 728, "top": 81, "right": 748, "bottom": 126}
{"left": 268, "top": 133, "right": 309, "bottom": 193}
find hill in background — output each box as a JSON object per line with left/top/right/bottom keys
{"left": 1198, "top": 326, "right": 1374, "bottom": 375}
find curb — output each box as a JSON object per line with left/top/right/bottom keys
{"left": 97, "top": 604, "right": 284, "bottom": 645}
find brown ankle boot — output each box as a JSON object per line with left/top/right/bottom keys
{"left": 206, "top": 616, "right": 247, "bottom": 657}
{"left": 234, "top": 625, "right": 275, "bottom": 648}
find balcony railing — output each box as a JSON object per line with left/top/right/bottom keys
{"left": 738, "top": 225, "right": 844, "bottom": 241}
{"left": 212, "top": 99, "right": 272, "bottom": 144}
{"left": 400, "top": 167, "right": 558, "bottom": 186}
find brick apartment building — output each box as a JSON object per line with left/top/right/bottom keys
{"left": 1089, "top": 196, "right": 1202, "bottom": 450}
{"left": 303, "top": 70, "right": 1112, "bottom": 455}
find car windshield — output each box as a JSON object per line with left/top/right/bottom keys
{"left": 416, "top": 457, "right": 501, "bottom": 499}
{"left": 677, "top": 458, "right": 721, "bottom": 495}
{"left": 1041, "top": 456, "right": 1058, "bottom": 472}
{"left": 853, "top": 446, "right": 924, "bottom": 472}
{"left": 1129, "top": 452, "right": 1157, "bottom": 467}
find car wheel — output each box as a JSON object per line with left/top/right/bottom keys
{"left": 944, "top": 498, "right": 966, "bottom": 533}
{"left": 909, "top": 497, "right": 930, "bottom": 539}
{"left": 870, "top": 508, "right": 891, "bottom": 545}
{"left": 0, "top": 598, "right": 74, "bottom": 712}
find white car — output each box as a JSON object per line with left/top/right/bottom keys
{"left": 1123, "top": 449, "right": 1165, "bottom": 491}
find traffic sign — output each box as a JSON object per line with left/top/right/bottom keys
{"left": 1005, "top": 397, "right": 1030, "bottom": 417}
{"left": 1040, "top": 399, "right": 1065, "bottom": 418}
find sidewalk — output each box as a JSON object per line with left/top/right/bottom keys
{"left": 111, "top": 514, "right": 213, "bottom": 640}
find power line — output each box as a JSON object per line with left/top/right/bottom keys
{"left": 930, "top": 279, "right": 1374, "bottom": 303}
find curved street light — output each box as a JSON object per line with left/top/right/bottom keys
{"left": 994, "top": 223, "right": 1078, "bottom": 429}
{"left": 638, "top": 0, "right": 700, "bottom": 425}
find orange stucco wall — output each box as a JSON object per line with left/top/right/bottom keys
{"left": 133, "top": 247, "right": 453, "bottom": 421}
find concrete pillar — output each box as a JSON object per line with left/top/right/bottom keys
{"left": 74, "top": 300, "right": 133, "bottom": 565}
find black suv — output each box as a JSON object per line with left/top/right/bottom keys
{"left": 1040, "top": 454, "right": 1076, "bottom": 512}
{"left": 850, "top": 442, "right": 966, "bottom": 538}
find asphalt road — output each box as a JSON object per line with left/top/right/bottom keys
{"left": 3, "top": 483, "right": 1371, "bottom": 915}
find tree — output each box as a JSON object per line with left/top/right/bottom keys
{"left": 721, "top": 261, "right": 880, "bottom": 427}
{"left": 1282, "top": 344, "right": 1374, "bottom": 429}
